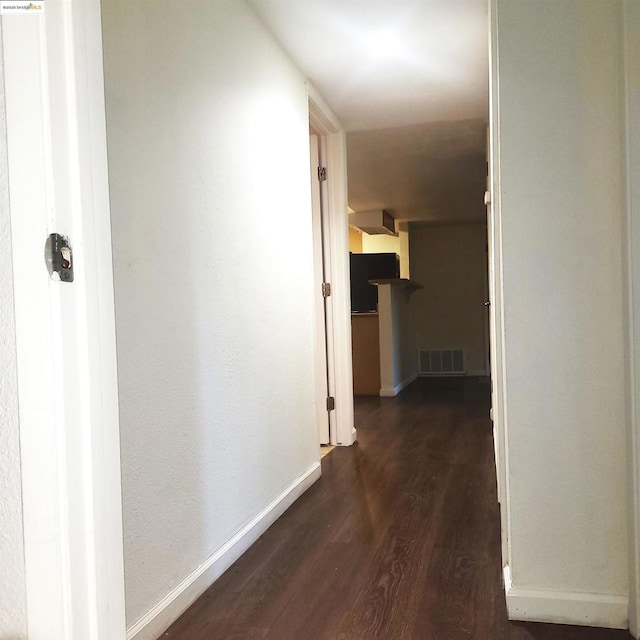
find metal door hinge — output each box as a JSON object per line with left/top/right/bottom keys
{"left": 326, "top": 396, "right": 335, "bottom": 412}
{"left": 322, "top": 282, "right": 331, "bottom": 298}
{"left": 318, "top": 167, "right": 327, "bottom": 182}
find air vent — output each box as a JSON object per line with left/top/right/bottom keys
{"left": 419, "top": 349, "right": 465, "bottom": 375}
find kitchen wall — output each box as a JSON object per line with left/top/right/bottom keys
{"left": 494, "top": 0, "right": 627, "bottom": 624}
{"left": 102, "top": 0, "right": 320, "bottom": 634}
{"left": 361, "top": 232, "right": 400, "bottom": 255}
{"left": 349, "top": 226, "right": 363, "bottom": 253}
{"left": 0, "top": 24, "right": 27, "bottom": 639}
{"left": 410, "top": 222, "right": 488, "bottom": 375}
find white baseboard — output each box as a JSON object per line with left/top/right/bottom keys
{"left": 126, "top": 462, "right": 322, "bottom": 640}
{"left": 503, "top": 565, "right": 628, "bottom": 629}
{"left": 336, "top": 427, "right": 357, "bottom": 447}
{"left": 380, "top": 373, "right": 418, "bottom": 397}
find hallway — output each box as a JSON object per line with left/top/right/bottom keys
{"left": 163, "top": 378, "right": 632, "bottom": 640}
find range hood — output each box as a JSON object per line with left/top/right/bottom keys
{"left": 349, "top": 209, "right": 396, "bottom": 236}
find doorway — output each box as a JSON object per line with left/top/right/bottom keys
{"left": 308, "top": 91, "right": 357, "bottom": 449}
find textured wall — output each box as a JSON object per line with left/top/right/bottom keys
{"left": 0, "top": 22, "right": 28, "bottom": 639}
{"left": 410, "top": 222, "right": 488, "bottom": 375}
{"left": 102, "top": 0, "right": 319, "bottom": 627}
{"left": 625, "top": 1, "right": 640, "bottom": 632}
{"left": 496, "top": 0, "right": 627, "bottom": 598}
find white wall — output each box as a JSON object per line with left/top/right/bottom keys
{"left": 102, "top": 0, "right": 320, "bottom": 632}
{"left": 410, "top": 222, "right": 488, "bottom": 375}
{"left": 495, "top": 0, "right": 628, "bottom": 624}
{"left": 377, "top": 283, "right": 418, "bottom": 396}
{"left": 0, "top": 24, "right": 27, "bottom": 638}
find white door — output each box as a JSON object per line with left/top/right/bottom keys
{"left": 2, "top": 3, "right": 125, "bottom": 638}
{"left": 486, "top": 193, "right": 500, "bottom": 495}
{"left": 310, "top": 133, "right": 335, "bottom": 445}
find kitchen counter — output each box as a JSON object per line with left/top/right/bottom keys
{"left": 351, "top": 312, "right": 381, "bottom": 396}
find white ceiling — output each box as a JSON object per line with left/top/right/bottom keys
{"left": 248, "top": 0, "right": 489, "bottom": 223}
{"left": 347, "top": 118, "right": 487, "bottom": 223}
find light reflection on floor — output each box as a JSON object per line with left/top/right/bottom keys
{"left": 320, "top": 445, "right": 335, "bottom": 459}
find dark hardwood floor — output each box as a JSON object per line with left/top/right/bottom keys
{"left": 162, "top": 377, "right": 632, "bottom": 640}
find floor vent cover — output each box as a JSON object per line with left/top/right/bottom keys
{"left": 419, "top": 349, "right": 465, "bottom": 375}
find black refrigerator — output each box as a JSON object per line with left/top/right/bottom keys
{"left": 350, "top": 252, "right": 400, "bottom": 313}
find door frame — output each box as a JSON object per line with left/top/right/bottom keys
{"left": 2, "top": 3, "right": 126, "bottom": 638}
{"left": 488, "top": 0, "right": 512, "bottom": 579}
{"left": 308, "top": 85, "right": 356, "bottom": 447}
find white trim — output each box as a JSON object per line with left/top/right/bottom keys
{"left": 325, "top": 125, "right": 354, "bottom": 446}
{"left": 379, "top": 373, "right": 418, "bottom": 397}
{"left": 308, "top": 83, "right": 342, "bottom": 133}
{"left": 307, "top": 83, "right": 355, "bottom": 447}
{"left": 126, "top": 462, "right": 322, "bottom": 640}
{"left": 3, "top": 2, "right": 125, "bottom": 638}
{"left": 3, "top": 15, "right": 65, "bottom": 635}
{"left": 416, "top": 371, "right": 489, "bottom": 378}
{"left": 489, "top": 0, "right": 513, "bottom": 578}
{"left": 503, "top": 566, "right": 628, "bottom": 629}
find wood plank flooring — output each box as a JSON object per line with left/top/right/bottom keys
{"left": 162, "top": 377, "right": 632, "bottom": 640}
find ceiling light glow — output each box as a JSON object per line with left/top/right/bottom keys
{"left": 363, "top": 31, "right": 403, "bottom": 59}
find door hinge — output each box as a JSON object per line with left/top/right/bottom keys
{"left": 318, "top": 166, "right": 327, "bottom": 182}
{"left": 326, "top": 396, "right": 335, "bottom": 412}
{"left": 322, "top": 282, "right": 331, "bottom": 298}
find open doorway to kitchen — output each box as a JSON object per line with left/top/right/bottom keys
{"left": 346, "top": 121, "right": 491, "bottom": 408}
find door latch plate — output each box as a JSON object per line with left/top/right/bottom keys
{"left": 44, "top": 233, "right": 74, "bottom": 282}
